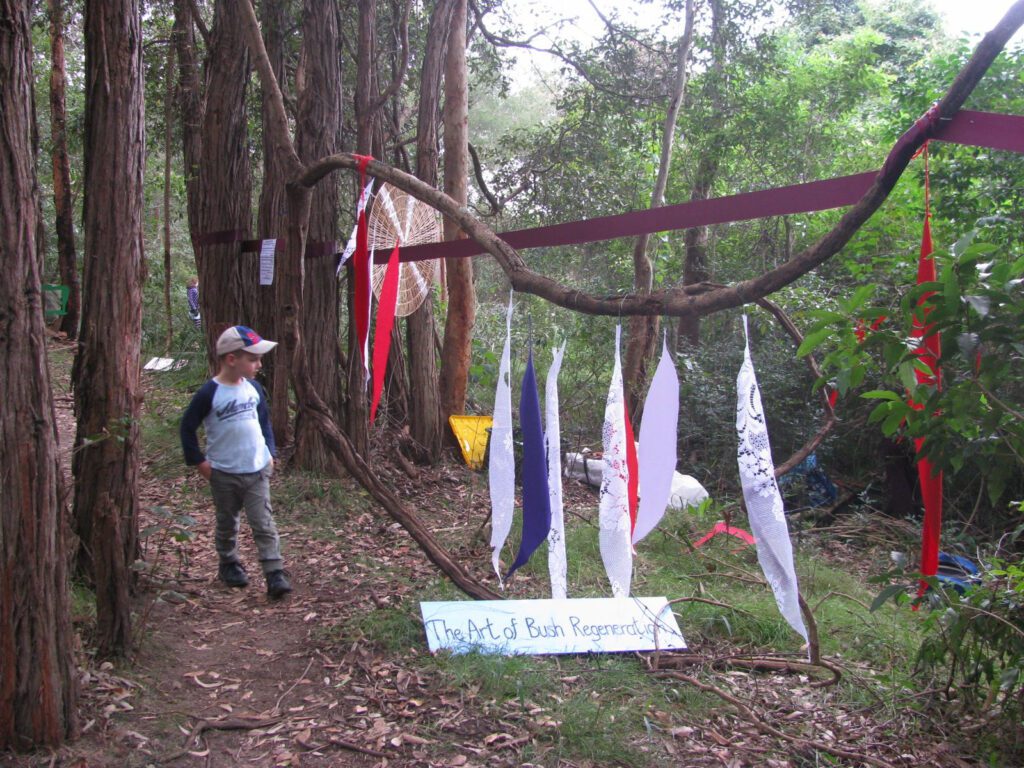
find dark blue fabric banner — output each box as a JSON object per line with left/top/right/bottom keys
{"left": 506, "top": 350, "right": 552, "bottom": 580}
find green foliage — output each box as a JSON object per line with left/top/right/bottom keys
{"left": 873, "top": 551, "right": 1024, "bottom": 759}
{"left": 805, "top": 226, "right": 1024, "bottom": 506}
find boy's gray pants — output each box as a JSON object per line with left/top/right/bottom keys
{"left": 209, "top": 465, "right": 283, "bottom": 575}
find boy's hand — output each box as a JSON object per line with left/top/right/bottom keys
{"left": 197, "top": 461, "right": 212, "bottom": 480}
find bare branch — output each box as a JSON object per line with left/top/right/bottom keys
{"left": 468, "top": 142, "right": 500, "bottom": 215}
{"left": 371, "top": 0, "right": 411, "bottom": 114}
{"left": 301, "top": 2, "right": 1024, "bottom": 320}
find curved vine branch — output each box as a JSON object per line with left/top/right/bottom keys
{"left": 302, "top": 1, "right": 1024, "bottom": 319}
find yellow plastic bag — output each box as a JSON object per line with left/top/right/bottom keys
{"left": 448, "top": 415, "right": 493, "bottom": 470}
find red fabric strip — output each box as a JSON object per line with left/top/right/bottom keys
{"left": 624, "top": 408, "right": 639, "bottom": 535}
{"left": 353, "top": 155, "right": 374, "bottom": 375}
{"left": 391, "top": 110, "right": 1024, "bottom": 265}
{"left": 937, "top": 109, "right": 1024, "bottom": 153}
{"left": 911, "top": 213, "right": 943, "bottom": 599}
{"left": 693, "top": 522, "right": 755, "bottom": 548}
{"left": 354, "top": 207, "right": 371, "bottom": 370}
{"left": 370, "top": 243, "right": 401, "bottom": 425}
{"left": 394, "top": 171, "right": 877, "bottom": 264}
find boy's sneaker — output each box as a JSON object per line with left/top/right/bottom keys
{"left": 266, "top": 570, "right": 292, "bottom": 599}
{"left": 218, "top": 561, "right": 249, "bottom": 588}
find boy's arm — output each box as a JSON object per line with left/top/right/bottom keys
{"left": 253, "top": 380, "right": 277, "bottom": 458}
{"left": 180, "top": 380, "right": 216, "bottom": 465}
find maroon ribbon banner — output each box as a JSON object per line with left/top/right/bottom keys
{"left": 391, "top": 110, "right": 1024, "bottom": 265}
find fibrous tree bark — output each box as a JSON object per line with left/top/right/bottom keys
{"left": 406, "top": 0, "right": 456, "bottom": 464}
{"left": 0, "top": 0, "right": 79, "bottom": 747}
{"left": 237, "top": 0, "right": 498, "bottom": 599}
{"left": 257, "top": 0, "right": 291, "bottom": 443}
{"left": 294, "top": 0, "right": 344, "bottom": 474}
{"left": 622, "top": 0, "right": 695, "bottom": 415}
{"left": 196, "top": 0, "right": 256, "bottom": 371}
{"left": 438, "top": 0, "right": 475, "bottom": 429}
{"left": 163, "top": 40, "right": 176, "bottom": 353}
{"left": 73, "top": 0, "right": 146, "bottom": 657}
{"left": 172, "top": 0, "right": 204, "bottom": 239}
{"left": 47, "top": 0, "right": 80, "bottom": 340}
{"left": 677, "top": 0, "right": 724, "bottom": 347}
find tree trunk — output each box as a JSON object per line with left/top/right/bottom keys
{"left": 677, "top": 0, "right": 722, "bottom": 348}
{"left": 438, "top": 0, "right": 475, "bottom": 430}
{"left": 73, "top": 0, "right": 146, "bottom": 658}
{"left": 623, "top": 0, "right": 694, "bottom": 416}
{"left": 406, "top": 0, "right": 456, "bottom": 464}
{"left": 257, "top": 0, "right": 289, "bottom": 441}
{"left": 172, "top": 0, "right": 204, "bottom": 242}
{"left": 346, "top": 0, "right": 377, "bottom": 457}
{"left": 163, "top": 40, "right": 175, "bottom": 354}
{"left": 48, "top": 0, "right": 80, "bottom": 339}
{"left": 0, "top": 0, "right": 79, "bottom": 748}
{"left": 677, "top": 154, "right": 717, "bottom": 346}
{"left": 197, "top": 0, "right": 255, "bottom": 372}
{"left": 294, "top": 0, "right": 345, "bottom": 474}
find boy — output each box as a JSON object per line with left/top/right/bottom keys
{"left": 180, "top": 325, "right": 292, "bottom": 598}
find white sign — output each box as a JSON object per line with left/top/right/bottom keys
{"left": 259, "top": 239, "right": 276, "bottom": 286}
{"left": 420, "top": 597, "right": 686, "bottom": 655}
{"left": 143, "top": 357, "right": 188, "bottom": 372}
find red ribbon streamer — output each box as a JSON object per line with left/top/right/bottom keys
{"left": 911, "top": 145, "right": 943, "bottom": 601}
{"left": 370, "top": 242, "right": 401, "bottom": 425}
{"left": 353, "top": 155, "right": 373, "bottom": 375}
{"left": 693, "top": 522, "right": 755, "bottom": 548}
{"left": 624, "top": 408, "right": 639, "bottom": 535}
{"left": 393, "top": 110, "right": 1024, "bottom": 265}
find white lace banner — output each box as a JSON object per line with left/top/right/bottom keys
{"left": 599, "top": 325, "right": 633, "bottom": 597}
{"left": 546, "top": 341, "right": 568, "bottom": 599}
{"left": 736, "top": 316, "right": 807, "bottom": 643}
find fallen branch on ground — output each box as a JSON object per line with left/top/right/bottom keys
{"left": 159, "top": 716, "right": 282, "bottom": 764}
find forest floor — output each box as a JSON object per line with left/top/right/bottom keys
{"left": 0, "top": 338, "right": 1005, "bottom": 768}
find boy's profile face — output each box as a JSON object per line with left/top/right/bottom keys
{"left": 224, "top": 350, "right": 263, "bottom": 379}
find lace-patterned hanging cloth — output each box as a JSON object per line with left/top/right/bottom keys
{"left": 546, "top": 342, "right": 568, "bottom": 598}
{"left": 599, "top": 325, "right": 633, "bottom": 597}
{"left": 736, "top": 316, "right": 808, "bottom": 643}
{"left": 489, "top": 292, "right": 516, "bottom": 586}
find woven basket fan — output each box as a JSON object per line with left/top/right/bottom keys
{"left": 367, "top": 183, "right": 441, "bottom": 317}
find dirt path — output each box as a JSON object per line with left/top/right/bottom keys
{"left": 4, "top": 340, "right": 991, "bottom": 768}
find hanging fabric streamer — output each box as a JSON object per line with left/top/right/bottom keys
{"left": 352, "top": 155, "right": 374, "bottom": 381}
{"left": 736, "top": 316, "right": 807, "bottom": 643}
{"left": 624, "top": 407, "right": 639, "bottom": 534}
{"left": 369, "top": 242, "right": 401, "bottom": 425}
{"left": 337, "top": 179, "right": 375, "bottom": 274}
{"left": 912, "top": 144, "right": 943, "bottom": 599}
{"left": 505, "top": 350, "right": 552, "bottom": 580}
{"left": 599, "top": 325, "right": 633, "bottom": 597}
{"left": 489, "top": 292, "right": 515, "bottom": 586}
{"left": 633, "top": 335, "right": 681, "bottom": 544}
{"left": 546, "top": 342, "right": 568, "bottom": 599}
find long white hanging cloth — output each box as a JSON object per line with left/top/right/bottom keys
{"left": 633, "top": 334, "right": 680, "bottom": 544}
{"left": 488, "top": 292, "right": 516, "bottom": 586}
{"left": 546, "top": 341, "right": 568, "bottom": 599}
{"left": 736, "top": 316, "right": 807, "bottom": 643}
{"left": 599, "top": 325, "right": 633, "bottom": 597}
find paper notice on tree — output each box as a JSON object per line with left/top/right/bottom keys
{"left": 259, "top": 239, "right": 276, "bottom": 286}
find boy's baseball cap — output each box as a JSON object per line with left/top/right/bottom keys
{"left": 216, "top": 325, "right": 278, "bottom": 356}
